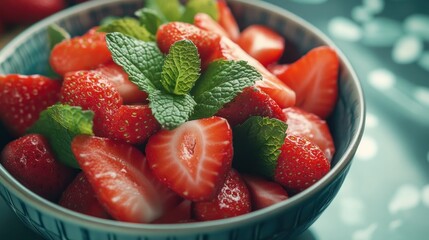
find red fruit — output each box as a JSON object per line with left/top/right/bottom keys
{"left": 95, "top": 62, "right": 148, "bottom": 105}
{"left": 237, "top": 25, "right": 285, "bottom": 67}
{"left": 194, "top": 13, "right": 229, "bottom": 38}
{"left": 0, "top": 134, "right": 76, "bottom": 201}
{"left": 192, "top": 169, "right": 251, "bottom": 221}
{"left": 50, "top": 29, "right": 111, "bottom": 76}
{"left": 274, "top": 135, "right": 330, "bottom": 194}
{"left": 283, "top": 107, "right": 335, "bottom": 161}
{"left": 0, "top": 74, "right": 61, "bottom": 136}
{"left": 145, "top": 117, "right": 233, "bottom": 201}
{"left": 271, "top": 46, "right": 339, "bottom": 119}
{"left": 0, "top": 0, "right": 65, "bottom": 24}
{"left": 211, "top": 36, "right": 295, "bottom": 109}
{"left": 60, "top": 71, "right": 122, "bottom": 137}
{"left": 107, "top": 105, "right": 160, "bottom": 145}
{"left": 216, "top": 86, "right": 285, "bottom": 127}
{"left": 59, "top": 172, "right": 111, "bottom": 219}
{"left": 156, "top": 22, "right": 221, "bottom": 67}
{"left": 217, "top": 0, "right": 240, "bottom": 41}
{"left": 242, "top": 174, "right": 289, "bottom": 210}
{"left": 153, "top": 200, "right": 193, "bottom": 224}
{"left": 71, "top": 135, "right": 181, "bottom": 223}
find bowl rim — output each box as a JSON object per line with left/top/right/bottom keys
{"left": 0, "top": 0, "right": 365, "bottom": 235}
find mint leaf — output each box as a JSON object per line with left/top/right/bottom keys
{"left": 27, "top": 104, "right": 94, "bottom": 169}
{"left": 232, "top": 116, "right": 287, "bottom": 179}
{"left": 106, "top": 32, "right": 164, "bottom": 92}
{"left": 191, "top": 60, "right": 262, "bottom": 119}
{"left": 161, "top": 40, "right": 201, "bottom": 95}
{"left": 135, "top": 8, "right": 165, "bottom": 35}
{"left": 145, "top": 0, "right": 183, "bottom": 22}
{"left": 181, "top": 0, "right": 218, "bottom": 23}
{"left": 100, "top": 16, "right": 120, "bottom": 26}
{"left": 47, "top": 24, "right": 70, "bottom": 50}
{"left": 149, "top": 89, "right": 196, "bottom": 129}
{"left": 98, "top": 17, "right": 153, "bottom": 41}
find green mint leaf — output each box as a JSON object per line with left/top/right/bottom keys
{"left": 232, "top": 116, "right": 287, "bottom": 179}
{"left": 181, "top": 0, "right": 218, "bottom": 23}
{"left": 47, "top": 24, "right": 70, "bottom": 50}
{"left": 161, "top": 40, "right": 201, "bottom": 95}
{"left": 98, "top": 17, "right": 153, "bottom": 41}
{"left": 106, "top": 32, "right": 164, "bottom": 92}
{"left": 145, "top": 0, "right": 183, "bottom": 22}
{"left": 149, "top": 89, "right": 196, "bottom": 130}
{"left": 135, "top": 8, "right": 165, "bottom": 35}
{"left": 191, "top": 60, "right": 262, "bottom": 119}
{"left": 100, "top": 16, "right": 120, "bottom": 26}
{"left": 27, "top": 104, "right": 94, "bottom": 169}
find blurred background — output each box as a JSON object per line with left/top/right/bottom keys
{"left": 1, "top": 0, "right": 429, "bottom": 239}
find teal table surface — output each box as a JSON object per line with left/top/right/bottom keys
{"left": 1, "top": 0, "right": 429, "bottom": 239}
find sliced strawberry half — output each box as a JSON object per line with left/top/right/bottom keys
{"left": 210, "top": 36, "right": 296, "bottom": 108}
{"left": 270, "top": 46, "right": 339, "bottom": 119}
{"left": 59, "top": 172, "right": 111, "bottom": 219}
{"left": 194, "top": 13, "right": 229, "bottom": 38}
{"left": 153, "top": 200, "right": 193, "bottom": 224}
{"left": 192, "top": 169, "right": 251, "bottom": 221}
{"left": 283, "top": 107, "right": 335, "bottom": 161}
{"left": 217, "top": 0, "right": 240, "bottom": 41}
{"left": 242, "top": 174, "right": 289, "bottom": 210}
{"left": 95, "top": 62, "right": 148, "bottom": 105}
{"left": 216, "top": 86, "right": 285, "bottom": 127}
{"left": 145, "top": 116, "right": 233, "bottom": 201}
{"left": 71, "top": 135, "right": 181, "bottom": 223}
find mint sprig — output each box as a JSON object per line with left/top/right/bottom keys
{"left": 191, "top": 60, "right": 262, "bottom": 119}
{"left": 232, "top": 116, "right": 287, "bottom": 179}
{"left": 145, "top": 0, "right": 183, "bottom": 22}
{"left": 27, "top": 104, "right": 94, "bottom": 169}
{"left": 181, "top": 0, "right": 218, "bottom": 23}
{"left": 98, "top": 17, "right": 153, "bottom": 41}
{"left": 161, "top": 40, "right": 201, "bottom": 95}
{"left": 135, "top": 8, "right": 165, "bottom": 35}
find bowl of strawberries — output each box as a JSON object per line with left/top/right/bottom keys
{"left": 0, "top": 0, "right": 365, "bottom": 239}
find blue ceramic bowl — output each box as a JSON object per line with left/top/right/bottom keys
{"left": 0, "top": 0, "right": 365, "bottom": 239}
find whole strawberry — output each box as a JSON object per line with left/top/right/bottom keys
{"left": 0, "top": 0, "right": 65, "bottom": 24}
{"left": 275, "top": 135, "right": 330, "bottom": 194}
{"left": 50, "top": 28, "right": 112, "bottom": 76}
{"left": 1, "top": 134, "right": 77, "bottom": 201}
{"left": 60, "top": 70, "right": 122, "bottom": 137}
{"left": 0, "top": 74, "right": 61, "bottom": 136}
{"left": 192, "top": 169, "right": 251, "bottom": 221}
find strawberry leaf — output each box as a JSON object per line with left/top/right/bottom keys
{"left": 99, "top": 17, "right": 153, "bottom": 41}
{"left": 27, "top": 104, "right": 94, "bottom": 169}
{"left": 191, "top": 60, "right": 262, "bottom": 119}
{"left": 135, "top": 8, "right": 165, "bottom": 35}
{"left": 47, "top": 24, "right": 70, "bottom": 50}
{"left": 145, "top": 0, "right": 183, "bottom": 22}
{"left": 232, "top": 116, "right": 287, "bottom": 179}
{"left": 161, "top": 40, "right": 201, "bottom": 95}
{"left": 181, "top": 0, "right": 218, "bottom": 23}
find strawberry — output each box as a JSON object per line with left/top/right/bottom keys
{"left": 153, "top": 200, "right": 193, "bottom": 224}
{"left": 217, "top": 0, "right": 240, "bottom": 41}
{"left": 274, "top": 135, "right": 330, "bottom": 194}
{"left": 106, "top": 105, "right": 160, "bottom": 145}
{"left": 0, "top": 134, "right": 76, "bottom": 201}
{"left": 216, "top": 86, "right": 285, "bottom": 127}
{"left": 50, "top": 28, "right": 112, "bottom": 76}
{"left": 59, "top": 172, "right": 111, "bottom": 219}
{"left": 210, "top": 36, "right": 296, "bottom": 109}
{"left": 283, "top": 107, "right": 335, "bottom": 161}
{"left": 192, "top": 169, "right": 251, "bottom": 221}
{"left": 194, "top": 13, "right": 229, "bottom": 38}
{"left": 0, "top": 0, "right": 65, "bottom": 24}
{"left": 95, "top": 62, "right": 148, "bottom": 105}
{"left": 60, "top": 70, "right": 122, "bottom": 137}
{"left": 156, "top": 22, "right": 221, "bottom": 68}
{"left": 270, "top": 46, "right": 339, "bottom": 119}
{"left": 0, "top": 74, "right": 61, "bottom": 136}
{"left": 145, "top": 116, "right": 233, "bottom": 201}
{"left": 71, "top": 135, "right": 181, "bottom": 223}
{"left": 242, "top": 174, "right": 289, "bottom": 210}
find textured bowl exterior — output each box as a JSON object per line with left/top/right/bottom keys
{"left": 0, "top": 0, "right": 365, "bottom": 239}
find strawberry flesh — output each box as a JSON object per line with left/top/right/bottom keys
{"left": 242, "top": 174, "right": 289, "bottom": 210}
{"left": 71, "top": 135, "right": 181, "bottom": 223}
{"left": 145, "top": 116, "right": 233, "bottom": 201}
